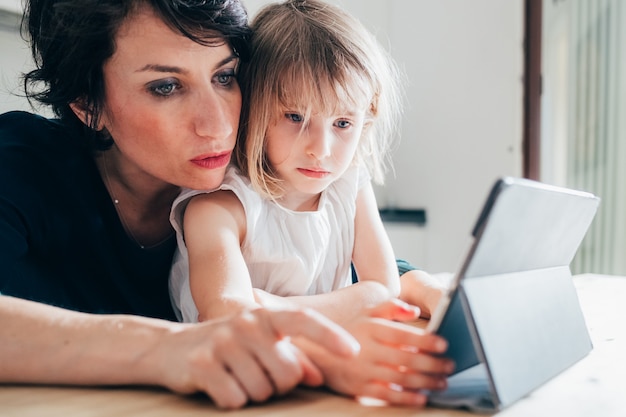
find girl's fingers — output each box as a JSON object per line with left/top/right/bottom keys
{"left": 367, "top": 318, "right": 449, "bottom": 354}
{"left": 371, "top": 363, "right": 449, "bottom": 391}
{"left": 367, "top": 299, "right": 421, "bottom": 321}
{"left": 367, "top": 342, "right": 455, "bottom": 375}
{"left": 358, "top": 382, "right": 429, "bottom": 407}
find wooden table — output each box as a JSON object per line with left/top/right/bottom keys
{"left": 1, "top": 274, "right": 623, "bottom": 416}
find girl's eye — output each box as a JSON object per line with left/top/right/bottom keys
{"left": 335, "top": 119, "right": 352, "bottom": 129}
{"left": 148, "top": 80, "right": 180, "bottom": 97}
{"left": 285, "top": 113, "right": 304, "bottom": 123}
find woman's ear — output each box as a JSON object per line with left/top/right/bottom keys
{"left": 69, "top": 100, "right": 104, "bottom": 130}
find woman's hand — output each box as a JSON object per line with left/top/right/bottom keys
{"left": 148, "top": 307, "right": 360, "bottom": 409}
{"left": 0, "top": 297, "right": 359, "bottom": 410}
{"left": 295, "top": 299, "right": 454, "bottom": 406}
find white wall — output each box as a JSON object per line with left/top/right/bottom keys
{"left": 0, "top": 0, "right": 20, "bottom": 14}
{"left": 0, "top": 0, "right": 524, "bottom": 274}
{"left": 385, "top": 0, "right": 524, "bottom": 273}
{"left": 0, "top": 7, "right": 32, "bottom": 115}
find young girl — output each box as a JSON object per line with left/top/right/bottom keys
{"left": 170, "top": 0, "right": 450, "bottom": 403}
{"left": 170, "top": 0, "right": 409, "bottom": 322}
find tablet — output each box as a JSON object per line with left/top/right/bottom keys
{"left": 425, "top": 176, "right": 599, "bottom": 410}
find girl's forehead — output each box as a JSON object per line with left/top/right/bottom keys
{"left": 276, "top": 73, "right": 372, "bottom": 113}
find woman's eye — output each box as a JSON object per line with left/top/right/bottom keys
{"left": 216, "top": 70, "right": 236, "bottom": 87}
{"left": 286, "top": 113, "right": 304, "bottom": 123}
{"left": 148, "top": 80, "right": 180, "bottom": 97}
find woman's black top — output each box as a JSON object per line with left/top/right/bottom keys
{"left": 0, "top": 111, "right": 177, "bottom": 321}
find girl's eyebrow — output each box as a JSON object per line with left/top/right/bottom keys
{"left": 136, "top": 55, "right": 239, "bottom": 74}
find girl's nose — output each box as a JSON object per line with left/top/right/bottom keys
{"left": 306, "top": 124, "right": 332, "bottom": 160}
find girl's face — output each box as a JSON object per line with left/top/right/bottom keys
{"left": 265, "top": 105, "right": 366, "bottom": 211}
{"left": 98, "top": 7, "right": 241, "bottom": 191}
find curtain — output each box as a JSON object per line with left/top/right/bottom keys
{"left": 542, "top": 0, "right": 626, "bottom": 274}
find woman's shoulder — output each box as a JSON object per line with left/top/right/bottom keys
{"left": 0, "top": 110, "right": 61, "bottom": 131}
{"left": 0, "top": 111, "right": 92, "bottom": 193}
{"left": 0, "top": 111, "right": 68, "bottom": 148}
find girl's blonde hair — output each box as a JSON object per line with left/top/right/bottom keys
{"left": 235, "top": 0, "right": 403, "bottom": 199}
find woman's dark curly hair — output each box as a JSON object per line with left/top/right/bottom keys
{"left": 22, "top": 0, "right": 251, "bottom": 149}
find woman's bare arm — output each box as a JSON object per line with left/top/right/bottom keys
{"left": 0, "top": 295, "right": 359, "bottom": 409}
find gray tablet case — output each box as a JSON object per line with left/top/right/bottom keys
{"left": 427, "top": 177, "right": 600, "bottom": 412}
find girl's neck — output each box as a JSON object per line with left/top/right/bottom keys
{"left": 276, "top": 192, "right": 322, "bottom": 212}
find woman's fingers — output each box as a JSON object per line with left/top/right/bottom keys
{"left": 243, "top": 308, "right": 359, "bottom": 395}
{"left": 179, "top": 307, "right": 360, "bottom": 408}
{"left": 244, "top": 337, "right": 305, "bottom": 397}
{"left": 262, "top": 307, "right": 361, "bottom": 357}
{"left": 195, "top": 363, "right": 249, "bottom": 409}
{"left": 171, "top": 306, "right": 452, "bottom": 409}
{"left": 287, "top": 341, "right": 325, "bottom": 387}
{"left": 220, "top": 343, "right": 278, "bottom": 402}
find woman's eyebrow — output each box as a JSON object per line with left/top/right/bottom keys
{"left": 136, "top": 55, "right": 239, "bottom": 74}
{"left": 137, "top": 64, "right": 186, "bottom": 74}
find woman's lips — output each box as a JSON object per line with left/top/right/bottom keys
{"left": 191, "top": 151, "right": 231, "bottom": 169}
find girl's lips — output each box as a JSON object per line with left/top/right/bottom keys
{"left": 191, "top": 151, "right": 232, "bottom": 169}
{"left": 298, "top": 167, "right": 330, "bottom": 179}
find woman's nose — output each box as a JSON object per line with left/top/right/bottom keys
{"left": 192, "top": 90, "right": 238, "bottom": 140}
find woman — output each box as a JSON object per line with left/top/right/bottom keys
{"left": 0, "top": 0, "right": 451, "bottom": 409}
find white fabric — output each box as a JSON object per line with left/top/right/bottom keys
{"left": 169, "top": 164, "right": 369, "bottom": 323}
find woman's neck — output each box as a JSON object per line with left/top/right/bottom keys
{"left": 97, "top": 149, "right": 180, "bottom": 248}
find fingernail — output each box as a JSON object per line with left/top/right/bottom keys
{"left": 436, "top": 339, "right": 448, "bottom": 351}
{"left": 413, "top": 393, "right": 427, "bottom": 406}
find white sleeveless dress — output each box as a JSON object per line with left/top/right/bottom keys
{"left": 169, "top": 164, "right": 368, "bottom": 323}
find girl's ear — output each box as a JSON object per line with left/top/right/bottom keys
{"left": 69, "top": 100, "right": 104, "bottom": 130}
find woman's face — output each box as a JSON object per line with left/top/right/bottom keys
{"left": 99, "top": 7, "right": 241, "bottom": 190}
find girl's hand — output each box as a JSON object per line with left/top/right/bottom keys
{"left": 253, "top": 288, "right": 294, "bottom": 309}
{"left": 400, "top": 270, "right": 449, "bottom": 319}
{"left": 296, "top": 299, "right": 454, "bottom": 406}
